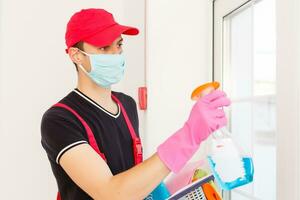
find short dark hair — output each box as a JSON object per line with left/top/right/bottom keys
{"left": 72, "top": 41, "right": 84, "bottom": 71}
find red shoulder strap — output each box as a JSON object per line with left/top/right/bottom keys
{"left": 111, "top": 94, "right": 137, "bottom": 139}
{"left": 52, "top": 103, "right": 106, "bottom": 161}
{"left": 56, "top": 192, "right": 61, "bottom": 200}
{"left": 112, "top": 94, "right": 143, "bottom": 165}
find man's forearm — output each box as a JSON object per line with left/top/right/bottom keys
{"left": 105, "top": 153, "right": 170, "bottom": 200}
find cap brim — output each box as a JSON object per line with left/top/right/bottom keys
{"left": 83, "top": 23, "right": 139, "bottom": 48}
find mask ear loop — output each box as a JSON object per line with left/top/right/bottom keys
{"left": 76, "top": 48, "right": 90, "bottom": 75}
{"left": 77, "top": 64, "right": 89, "bottom": 75}
{"left": 78, "top": 49, "right": 90, "bottom": 56}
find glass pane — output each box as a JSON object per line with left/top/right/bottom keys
{"left": 253, "top": 98, "right": 276, "bottom": 200}
{"left": 253, "top": 97, "right": 276, "bottom": 142}
{"left": 222, "top": 0, "right": 276, "bottom": 199}
{"left": 253, "top": 143, "right": 276, "bottom": 199}
{"left": 224, "top": 5, "right": 253, "bottom": 99}
{"left": 231, "top": 102, "right": 252, "bottom": 154}
{"left": 253, "top": 0, "right": 276, "bottom": 96}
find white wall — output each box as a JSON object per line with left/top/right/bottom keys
{"left": 0, "top": 0, "right": 144, "bottom": 199}
{"left": 0, "top": 0, "right": 212, "bottom": 199}
{"left": 144, "top": 0, "right": 213, "bottom": 157}
{"left": 276, "top": 0, "right": 300, "bottom": 199}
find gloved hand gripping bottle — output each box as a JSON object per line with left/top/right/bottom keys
{"left": 148, "top": 81, "right": 231, "bottom": 200}
{"left": 191, "top": 82, "right": 254, "bottom": 191}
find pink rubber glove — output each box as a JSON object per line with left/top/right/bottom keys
{"left": 157, "top": 90, "right": 231, "bottom": 173}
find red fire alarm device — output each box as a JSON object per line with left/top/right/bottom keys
{"left": 138, "top": 87, "right": 147, "bottom": 110}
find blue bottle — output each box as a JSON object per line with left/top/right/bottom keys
{"left": 145, "top": 182, "right": 171, "bottom": 200}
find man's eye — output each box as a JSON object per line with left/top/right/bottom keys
{"left": 118, "top": 43, "right": 123, "bottom": 47}
{"left": 99, "top": 46, "right": 108, "bottom": 50}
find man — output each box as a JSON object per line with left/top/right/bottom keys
{"left": 41, "top": 8, "right": 230, "bottom": 199}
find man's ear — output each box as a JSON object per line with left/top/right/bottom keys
{"left": 68, "top": 47, "right": 82, "bottom": 65}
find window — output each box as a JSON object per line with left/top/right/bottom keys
{"left": 214, "top": 0, "right": 276, "bottom": 199}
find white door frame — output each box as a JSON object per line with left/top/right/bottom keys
{"left": 213, "top": 0, "right": 300, "bottom": 199}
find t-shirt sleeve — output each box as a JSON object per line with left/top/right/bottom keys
{"left": 40, "top": 107, "right": 88, "bottom": 164}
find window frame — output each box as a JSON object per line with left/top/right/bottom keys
{"left": 213, "top": 0, "right": 300, "bottom": 199}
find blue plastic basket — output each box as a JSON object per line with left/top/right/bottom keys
{"left": 207, "top": 156, "right": 254, "bottom": 191}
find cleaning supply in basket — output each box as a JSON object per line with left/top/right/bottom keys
{"left": 191, "top": 82, "right": 254, "bottom": 190}
{"left": 202, "top": 183, "right": 222, "bottom": 200}
{"left": 190, "top": 168, "right": 208, "bottom": 183}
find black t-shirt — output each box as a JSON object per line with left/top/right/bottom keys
{"left": 41, "top": 88, "right": 139, "bottom": 200}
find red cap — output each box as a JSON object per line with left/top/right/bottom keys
{"left": 65, "top": 8, "right": 139, "bottom": 53}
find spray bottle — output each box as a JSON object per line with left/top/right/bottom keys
{"left": 191, "top": 82, "right": 254, "bottom": 190}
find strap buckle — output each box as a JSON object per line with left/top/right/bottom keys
{"left": 133, "top": 138, "right": 143, "bottom": 164}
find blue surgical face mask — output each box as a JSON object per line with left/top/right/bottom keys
{"left": 78, "top": 50, "right": 125, "bottom": 88}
